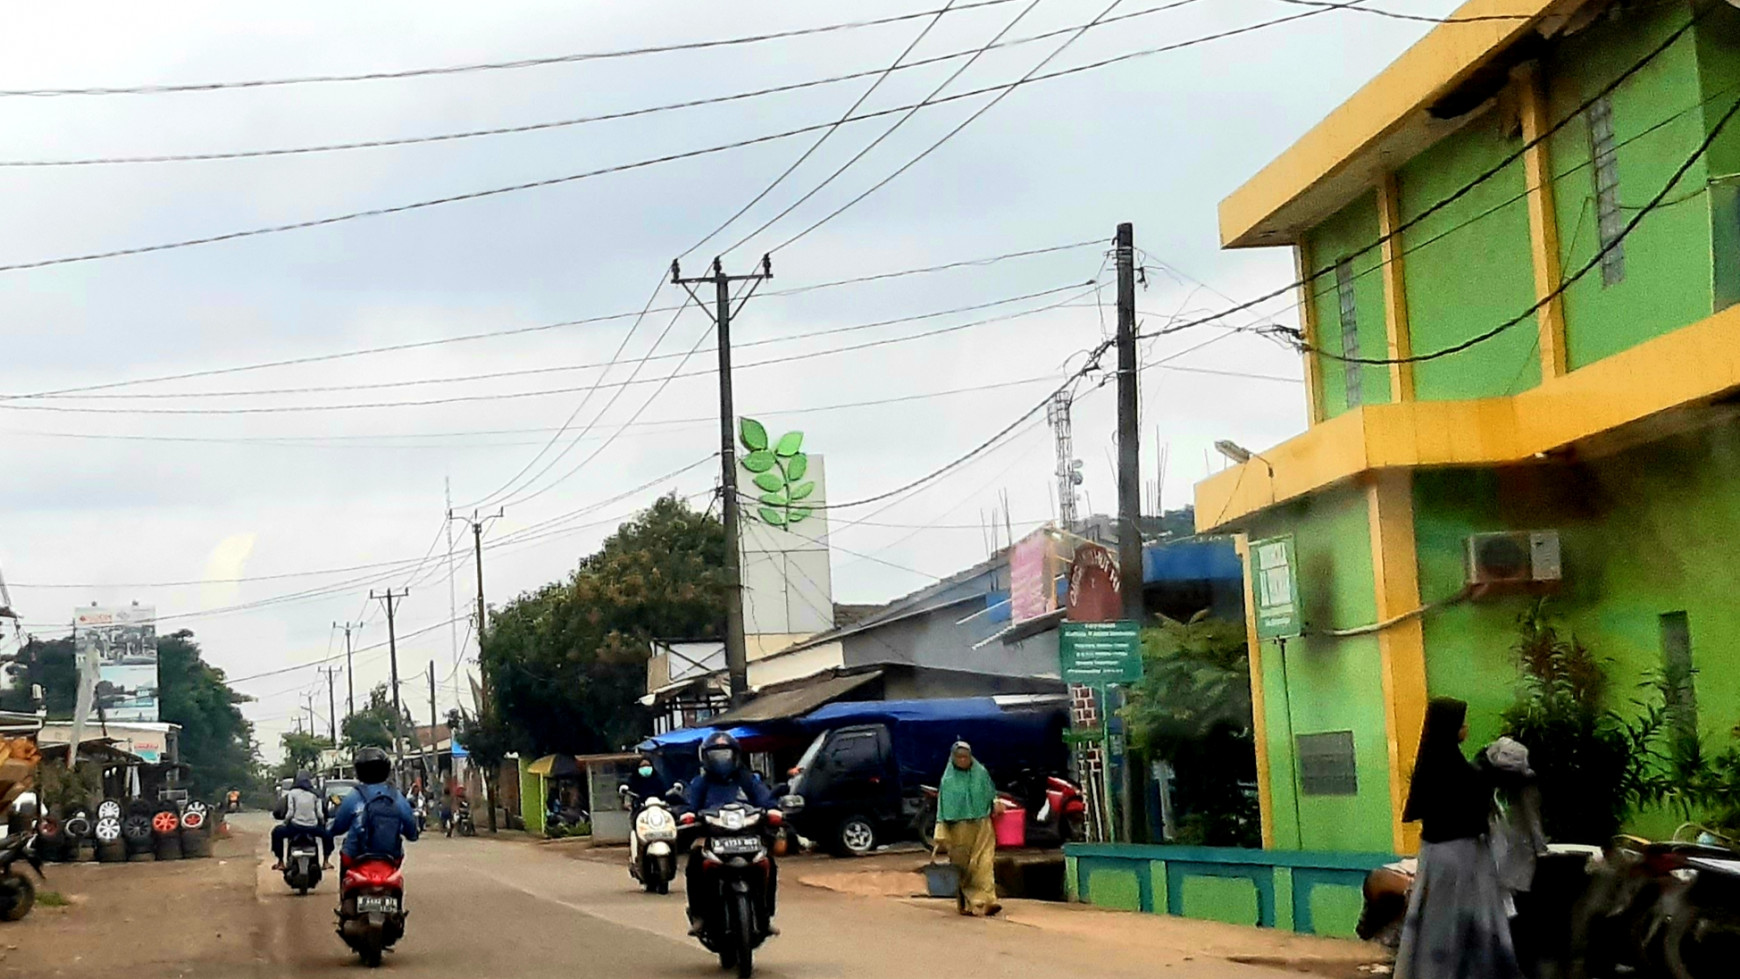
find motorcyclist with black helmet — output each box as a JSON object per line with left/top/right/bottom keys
{"left": 329, "top": 747, "right": 419, "bottom": 864}
{"left": 680, "top": 731, "right": 777, "bottom": 935}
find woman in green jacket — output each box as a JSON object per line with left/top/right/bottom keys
{"left": 934, "top": 741, "right": 1003, "bottom": 916}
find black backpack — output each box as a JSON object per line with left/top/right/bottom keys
{"left": 358, "top": 791, "right": 402, "bottom": 856}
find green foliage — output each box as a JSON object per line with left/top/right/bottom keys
{"left": 278, "top": 732, "right": 334, "bottom": 778}
{"left": 158, "top": 631, "right": 259, "bottom": 800}
{"left": 37, "top": 761, "right": 102, "bottom": 815}
{"left": 342, "top": 683, "right": 415, "bottom": 751}
{"left": 0, "top": 636, "right": 76, "bottom": 715}
{"left": 1122, "top": 613, "right": 1260, "bottom": 847}
{"left": 738, "top": 418, "right": 811, "bottom": 527}
{"left": 479, "top": 493, "right": 725, "bottom": 756}
{"left": 1499, "top": 601, "right": 1663, "bottom": 844}
{"left": 36, "top": 891, "right": 68, "bottom": 908}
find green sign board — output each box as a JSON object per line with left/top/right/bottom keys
{"left": 1059, "top": 621, "right": 1143, "bottom": 684}
{"left": 1251, "top": 534, "right": 1301, "bottom": 640}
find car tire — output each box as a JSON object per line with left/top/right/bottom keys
{"left": 155, "top": 834, "right": 182, "bottom": 861}
{"left": 97, "top": 800, "right": 122, "bottom": 822}
{"left": 0, "top": 874, "right": 35, "bottom": 921}
{"left": 121, "top": 814, "right": 153, "bottom": 853}
{"left": 96, "top": 840, "right": 126, "bottom": 863}
{"left": 835, "top": 815, "right": 877, "bottom": 857}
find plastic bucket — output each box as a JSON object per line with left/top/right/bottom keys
{"left": 923, "top": 861, "right": 961, "bottom": 898}
{"left": 992, "top": 807, "right": 1026, "bottom": 848}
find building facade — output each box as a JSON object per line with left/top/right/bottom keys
{"left": 1197, "top": 0, "right": 1740, "bottom": 856}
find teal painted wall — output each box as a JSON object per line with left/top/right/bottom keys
{"left": 1414, "top": 418, "right": 1740, "bottom": 836}
{"left": 1396, "top": 111, "right": 1540, "bottom": 398}
{"left": 1180, "top": 875, "right": 1260, "bottom": 926}
{"left": 1306, "top": 191, "right": 1388, "bottom": 418}
{"left": 1248, "top": 484, "right": 1394, "bottom": 853}
{"left": 1546, "top": 1, "right": 1714, "bottom": 370}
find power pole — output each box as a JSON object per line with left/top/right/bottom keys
{"left": 427, "top": 662, "right": 438, "bottom": 781}
{"left": 370, "top": 588, "right": 410, "bottom": 783}
{"left": 334, "top": 621, "right": 362, "bottom": 719}
{"left": 1048, "top": 391, "right": 1081, "bottom": 532}
{"left": 672, "top": 254, "right": 773, "bottom": 707}
{"left": 1114, "top": 222, "right": 1142, "bottom": 846}
{"left": 448, "top": 508, "right": 502, "bottom": 832}
{"left": 319, "top": 665, "right": 339, "bottom": 744}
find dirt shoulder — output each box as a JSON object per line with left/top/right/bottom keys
{"left": 0, "top": 825, "right": 265, "bottom": 979}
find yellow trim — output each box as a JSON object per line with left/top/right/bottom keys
{"left": 1194, "top": 303, "right": 1740, "bottom": 531}
{"left": 1366, "top": 473, "right": 1427, "bottom": 856}
{"left": 1377, "top": 173, "right": 1417, "bottom": 403}
{"left": 1519, "top": 63, "right": 1569, "bottom": 379}
{"left": 1234, "top": 534, "right": 1277, "bottom": 849}
{"left": 1295, "top": 241, "right": 1327, "bottom": 425}
{"left": 1219, "top": 0, "right": 1584, "bottom": 248}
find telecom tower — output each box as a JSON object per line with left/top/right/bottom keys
{"left": 1047, "top": 391, "right": 1082, "bottom": 532}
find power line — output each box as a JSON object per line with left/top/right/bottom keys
{"left": 0, "top": 3, "right": 1395, "bottom": 275}
{"left": 0, "top": 2, "right": 1027, "bottom": 98}
{"left": 1272, "top": 0, "right": 1530, "bottom": 25}
{"left": 2, "top": 239, "right": 1097, "bottom": 401}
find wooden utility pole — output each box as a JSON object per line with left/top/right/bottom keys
{"left": 448, "top": 508, "right": 502, "bottom": 831}
{"left": 334, "top": 620, "right": 362, "bottom": 719}
{"left": 427, "top": 662, "right": 438, "bottom": 780}
{"left": 672, "top": 254, "right": 772, "bottom": 706}
{"left": 319, "top": 665, "right": 340, "bottom": 743}
{"left": 1114, "top": 222, "right": 1142, "bottom": 845}
{"left": 369, "top": 588, "right": 409, "bottom": 782}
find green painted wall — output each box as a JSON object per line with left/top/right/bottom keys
{"left": 1696, "top": 5, "right": 1740, "bottom": 310}
{"left": 1547, "top": 1, "right": 1714, "bottom": 370}
{"left": 1085, "top": 864, "right": 1142, "bottom": 911}
{"left": 1396, "top": 111, "right": 1540, "bottom": 398}
{"left": 1305, "top": 884, "right": 1366, "bottom": 939}
{"left": 1306, "top": 191, "right": 1389, "bottom": 418}
{"left": 1249, "top": 484, "right": 1394, "bottom": 853}
{"left": 1179, "top": 875, "right": 1260, "bottom": 927}
{"left": 518, "top": 761, "right": 545, "bottom": 837}
{"left": 1415, "top": 418, "right": 1740, "bottom": 836}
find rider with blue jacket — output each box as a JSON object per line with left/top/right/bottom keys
{"left": 681, "top": 732, "right": 777, "bottom": 935}
{"left": 329, "top": 746, "right": 420, "bottom": 863}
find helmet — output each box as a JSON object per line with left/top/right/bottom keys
{"left": 354, "top": 746, "right": 391, "bottom": 785}
{"left": 699, "top": 731, "right": 741, "bottom": 780}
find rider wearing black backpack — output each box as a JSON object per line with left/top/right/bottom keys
{"left": 330, "top": 747, "right": 420, "bottom": 863}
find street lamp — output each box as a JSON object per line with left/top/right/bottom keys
{"left": 1213, "top": 440, "right": 1275, "bottom": 478}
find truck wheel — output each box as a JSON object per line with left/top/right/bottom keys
{"left": 836, "top": 815, "right": 877, "bottom": 857}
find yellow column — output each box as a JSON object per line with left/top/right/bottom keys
{"left": 1376, "top": 173, "right": 1415, "bottom": 402}
{"left": 1294, "top": 242, "right": 1326, "bottom": 425}
{"left": 1234, "top": 534, "right": 1276, "bottom": 849}
{"left": 1519, "top": 63, "right": 1569, "bottom": 379}
{"left": 1366, "top": 471, "right": 1428, "bottom": 855}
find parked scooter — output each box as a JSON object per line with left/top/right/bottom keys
{"left": 623, "top": 786, "right": 681, "bottom": 894}
{"left": 679, "top": 801, "right": 782, "bottom": 978}
{"left": 282, "top": 831, "right": 323, "bottom": 895}
{"left": 1571, "top": 827, "right": 1740, "bottom": 979}
{"left": 917, "top": 770, "right": 1086, "bottom": 848}
{"left": 336, "top": 857, "right": 407, "bottom": 968}
{"left": 0, "top": 830, "right": 42, "bottom": 921}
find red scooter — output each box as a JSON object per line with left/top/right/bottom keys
{"left": 336, "top": 856, "right": 406, "bottom": 968}
{"left": 1033, "top": 775, "right": 1088, "bottom": 843}
{"left": 918, "top": 771, "right": 1086, "bottom": 847}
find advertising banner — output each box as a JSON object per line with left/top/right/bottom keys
{"left": 1008, "top": 531, "right": 1061, "bottom": 625}
{"left": 73, "top": 605, "right": 159, "bottom": 722}
{"left": 1066, "top": 542, "right": 1123, "bottom": 623}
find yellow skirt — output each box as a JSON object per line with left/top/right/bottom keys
{"left": 937, "top": 817, "right": 999, "bottom": 915}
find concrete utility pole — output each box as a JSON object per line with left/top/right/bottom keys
{"left": 319, "top": 665, "right": 340, "bottom": 743}
{"left": 370, "top": 588, "right": 410, "bottom": 781}
{"left": 672, "top": 254, "right": 773, "bottom": 707}
{"left": 334, "top": 621, "right": 363, "bottom": 719}
{"left": 427, "top": 662, "right": 438, "bottom": 778}
{"left": 1115, "top": 222, "right": 1143, "bottom": 623}
{"left": 448, "top": 508, "right": 502, "bottom": 832}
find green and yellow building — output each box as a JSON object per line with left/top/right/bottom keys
{"left": 1070, "top": 0, "right": 1740, "bottom": 933}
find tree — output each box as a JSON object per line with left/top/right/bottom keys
{"left": 0, "top": 636, "right": 77, "bottom": 715}
{"left": 480, "top": 494, "right": 725, "bottom": 755}
{"left": 278, "top": 731, "right": 333, "bottom": 777}
{"left": 158, "top": 631, "right": 259, "bottom": 799}
{"left": 342, "top": 683, "right": 414, "bottom": 750}
{"left": 1122, "top": 612, "right": 1260, "bottom": 847}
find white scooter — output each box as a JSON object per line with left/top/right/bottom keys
{"left": 623, "top": 786, "right": 680, "bottom": 895}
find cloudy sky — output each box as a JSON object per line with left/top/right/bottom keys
{"left": 0, "top": 0, "right": 1458, "bottom": 759}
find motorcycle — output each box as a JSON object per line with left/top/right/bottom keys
{"left": 1028, "top": 773, "right": 1088, "bottom": 843}
{"left": 282, "top": 830, "right": 324, "bottom": 895}
{"left": 1585, "top": 827, "right": 1740, "bottom": 979}
{"left": 0, "top": 831, "right": 42, "bottom": 922}
{"left": 623, "top": 786, "right": 680, "bottom": 894}
{"left": 447, "top": 799, "right": 475, "bottom": 838}
{"left": 680, "top": 801, "right": 781, "bottom": 978}
{"left": 336, "top": 856, "right": 406, "bottom": 968}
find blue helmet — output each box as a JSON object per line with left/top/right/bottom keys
{"left": 699, "top": 731, "right": 742, "bottom": 779}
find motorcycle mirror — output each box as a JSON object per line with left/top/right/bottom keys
{"left": 617, "top": 785, "right": 630, "bottom": 798}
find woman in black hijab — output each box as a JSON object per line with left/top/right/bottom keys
{"left": 1393, "top": 698, "right": 1521, "bottom": 979}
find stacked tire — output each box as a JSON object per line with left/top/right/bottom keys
{"left": 151, "top": 806, "right": 181, "bottom": 861}
{"left": 179, "top": 802, "right": 211, "bottom": 858}
{"left": 34, "top": 815, "right": 68, "bottom": 863}
{"left": 95, "top": 800, "right": 126, "bottom": 862}
{"left": 122, "top": 801, "right": 154, "bottom": 861}
{"left": 63, "top": 812, "right": 95, "bottom": 862}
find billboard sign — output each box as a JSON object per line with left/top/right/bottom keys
{"left": 1059, "top": 621, "right": 1143, "bottom": 684}
{"left": 1008, "top": 530, "right": 1061, "bottom": 625}
{"left": 1066, "top": 542, "right": 1123, "bottom": 623}
{"left": 1250, "top": 536, "right": 1302, "bottom": 641}
{"left": 74, "top": 605, "right": 159, "bottom": 722}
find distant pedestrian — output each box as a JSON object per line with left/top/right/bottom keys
{"left": 934, "top": 741, "right": 1002, "bottom": 917}
{"left": 1395, "top": 698, "right": 1521, "bottom": 979}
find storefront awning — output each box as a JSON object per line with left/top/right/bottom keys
{"left": 706, "top": 670, "right": 883, "bottom": 726}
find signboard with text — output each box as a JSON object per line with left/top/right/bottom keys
{"left": 74, "top": 605, "right": 159, "bottom": 722}
{"left": 1251, "top": 535, "right": 1301, "bottom": 640}
{"left": 1066, "top": 542, "right": 1122, "bottom": 623}
{"left": 1059, "top": 621, "right": 1143, "bottom": 684}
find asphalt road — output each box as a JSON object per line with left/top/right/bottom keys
{"left": 0, "top": 812, "right": 1363, "bottom": 978}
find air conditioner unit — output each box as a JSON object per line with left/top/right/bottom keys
{"left": 1465, "top": 531, "right": 1562, "bottom": 586}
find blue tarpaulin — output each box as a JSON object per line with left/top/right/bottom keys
{"left": 797, "top": 697, "right": 1068, "bottom": 789}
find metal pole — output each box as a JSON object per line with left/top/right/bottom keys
{"left": 428, "top": 662, "right": 438, "bottom": 780}
{"left": 1115, "top": 222, "right": 1143, "bottom": 622}
{"left": 371, "top": 589, "right": 409, "bottom": 782}
{"left": 713, "top": 263, "right": 750, "bottom": 706}
{"left": 322, "top": 666, "right": 338, "bottom": 743}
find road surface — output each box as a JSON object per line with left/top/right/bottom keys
{"left": 0, "top": 813, "right": 1370, "bottom": 978}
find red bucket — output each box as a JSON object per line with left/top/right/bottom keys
{"left": 992, "top": 806, "right": 1026, "bottom": 848}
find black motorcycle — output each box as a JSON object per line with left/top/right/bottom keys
{"left": 281, "top": 830, "right": 324, "bottom": 895}
{"left": 0, "top": 831, "right": 43, "bottom": 921}
{"left": 682, "top": 802, "right": 780, "bottom": 978}
{"left": 447, "top": 799, "right": 475, "bottom": 838}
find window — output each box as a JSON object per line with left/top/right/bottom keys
{"left": 1297, "top": 730, "right": 1358, "bottom": 796}
{"left": 1588, "top": 94, "right": 1626, "bottom": 286}
{"left": 826, "top": 732, "right": 880, "bottom": 773}
{"left": 1659, "top": 611, "right": 1697, "bottom": 737}
{"left": 1335, "top": 258, "right": 1362, "bottom": 407}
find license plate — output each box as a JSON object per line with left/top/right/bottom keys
{"left": 712, "top": 836, "right": 761, "bottom": 855}
{"left": 355, "top": 895, "right": 399, "bottom": 913}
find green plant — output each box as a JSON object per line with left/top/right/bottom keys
{"left": 36, "top": 891, "right": 67, "bottom": 908}
{"left": 739, "top": 418, "right": 812, "bottom": 527}
{"left": 37, "top": 761, "right": 101, "bottom": 816}
{"left": 1122, "top": 612, "right": 1260, "bottom": 847}
{"left": 1499, "top": 600, "right": 1663, "bottom": 844}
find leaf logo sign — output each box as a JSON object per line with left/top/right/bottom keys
{"left": 739, "top": 417, "right": 814, "bottom": 528}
